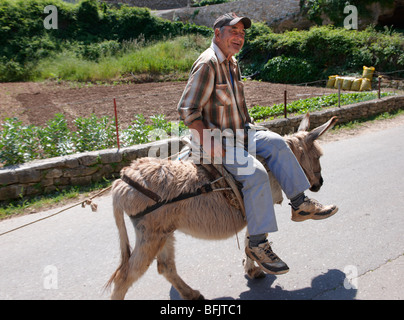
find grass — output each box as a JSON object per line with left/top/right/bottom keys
{"left": 332, "top": 108, "right": 404, "bottom": 131}
{"left": 0, "top": 179, "right": 112, "bottom": 220}
{"left": 33, "top": 35, "right": 211, "bottom": 82}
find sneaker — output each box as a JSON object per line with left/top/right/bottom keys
{"left": 245, "top": 240, "right": 289, "bottom": 275}
{"left": 291, "top": 197, "right": 338, "bottom": 222}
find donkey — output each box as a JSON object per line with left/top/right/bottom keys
{"left": 106, "top": 114, "right": 337, "bottom": 300}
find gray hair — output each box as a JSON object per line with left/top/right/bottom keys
{"left": 213, "top": 26, "right": 225, "bottom": 41}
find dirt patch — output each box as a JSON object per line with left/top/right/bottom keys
{"left": 1, "top": 79, "right": 403, "bottom": 141}
{"left": 0, "top": 80, "right": 339, "bottom": 129}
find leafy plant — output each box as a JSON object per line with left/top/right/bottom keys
{"left": 0, "top": 113, "right": 187, "bottom": 166}
{"left": 0, "top": 118, "right": 41, "bottom": 165}
{"left": 73, "top": 114, "right": 116, "bottom": 152}
{"left": 249, "top": 91, "right": 394, "bottom": 121}
{"left": 121, "top": 114, "right": 152, "bottom": 146}
{"left": 38, "top": 113, "right": 74, "bottom": 157}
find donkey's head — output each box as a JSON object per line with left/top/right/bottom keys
{"left": 286, "top": 114, "right": 337, "bottom": 192}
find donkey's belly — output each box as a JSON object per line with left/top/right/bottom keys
{"left": 178, "top": 225, "right": 246, "bottom": 240}
{"left": 177, "top": 206, "right": 247, "bottom": 240}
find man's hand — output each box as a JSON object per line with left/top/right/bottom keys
{"left": 188, "top": 120, "right": 225, "bottom": 160}
{"left": 207, "top": 135, "right": 225, "bottom": 161}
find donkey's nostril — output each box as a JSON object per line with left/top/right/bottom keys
{"left": 310, "top": 184, "right": 321, "bottom": 192}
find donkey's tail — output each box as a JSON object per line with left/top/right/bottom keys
{"left": 105, "top": 188, "right": 132, "bottom": 291}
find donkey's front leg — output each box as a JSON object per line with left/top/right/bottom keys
{"left": 157, "top": 234, "right": 204, "bottom": 300}
{"left": 243, "top": 232, "right": 266, "bottom": 279}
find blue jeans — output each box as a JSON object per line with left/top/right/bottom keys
{"left": 223, "top": 129, "right": 310, "bottom": 235}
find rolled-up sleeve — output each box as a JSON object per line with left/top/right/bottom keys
{"left": 177, "top": 62, "right": 214, "bottom": 126}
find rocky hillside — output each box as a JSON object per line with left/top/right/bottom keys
{"left": 103, "top": 0, "right": 404, "bottom": 31}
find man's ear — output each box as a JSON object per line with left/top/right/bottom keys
{"left": 214, "top": 28, "right": 221, "bottom": 40}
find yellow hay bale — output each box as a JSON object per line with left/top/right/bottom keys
{"left": 350, "top": 78, "right": 362, "bottom": 91}
{"left": 342, "top": 77, "right": 354, "bottom": 90}
{"left": 360, "top": 77, "right": 371, "bottom": 91}
{"left": 326, "top": 75, "right": 337, "bottom": 88}
{"left": 362, "top": 66, "right": 375, "bottom": 80}
{"left": 334, "top": 76, "right": 344, "bottom": 89}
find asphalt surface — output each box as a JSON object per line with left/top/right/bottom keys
{"left": 1, "top": 123, "right": 403, "bottom": 300}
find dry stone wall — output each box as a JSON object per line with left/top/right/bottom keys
{"left": 103, "top": 0, "right": 189, "bottom": 10}
{"left": 0, "top": 139, "right": 182, "bottom": 201}
{"left": 155, "top": 0, "right": 301, "bottom": 28}
{"left": 265, "top": 95, "right": 404, "bottom": 136}
{"left": 1, "top": 95, "right": 403, "bottom": 202}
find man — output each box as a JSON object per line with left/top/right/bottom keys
{"left": 177, "top": 13, "right": 338, "bottom": 275}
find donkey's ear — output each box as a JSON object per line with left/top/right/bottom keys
{"left": 307, "top": 116, "right": 338, "bottom": 141}
{"left": 298, "top": 113, "right": 310, "bottom": 132}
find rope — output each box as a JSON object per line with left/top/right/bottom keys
{"left": 0, "top": 185, "right": 111, "bottom": 237}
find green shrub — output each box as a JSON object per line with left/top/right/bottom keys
{"left": 191, "top": 0, "right": 230, "bottom": 7}
{"left": 240, "top": 24, "right": 404, "bottom": 83}
{"left": 300, "top": 0, "right": 395, "bottom": 27}
{"left": 0, "top": 58, "right": 26, "bottom": 82}
{"left": 0, "top": 0, "right": 212, "bottom": 82}
{"left": 261, "top": 56, "right": 319, "bottom": 83}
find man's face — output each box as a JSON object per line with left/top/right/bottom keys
{"left": 214, "top": 21, "right": 245, "bottom": 60}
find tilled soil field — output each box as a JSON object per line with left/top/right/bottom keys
{"left": 0, "top": 80, "right": 338, "bottom": 128}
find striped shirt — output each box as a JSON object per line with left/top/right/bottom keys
{"left": 177, "top": 42, "right": 251, "bottom": 142}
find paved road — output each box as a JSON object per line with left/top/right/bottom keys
{"left": 1, "top": 124, "right": 403, "bottom": 300}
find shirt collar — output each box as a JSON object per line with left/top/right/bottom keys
{"left": 211, "top": 42, "right": 237, "bottom": 66}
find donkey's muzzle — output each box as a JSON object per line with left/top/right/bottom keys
{"left": 310, "top": 176, "right": 323, "bottom": 192}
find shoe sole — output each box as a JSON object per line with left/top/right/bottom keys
{"left": 245, "top": 249, "right": 290, "bottom": 275}
{"left": 292, "top": 206, "right": 338, "bottom": 222}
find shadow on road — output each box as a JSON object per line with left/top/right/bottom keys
{"left": 169, "top": 269, "right": 357, "bottom": 300}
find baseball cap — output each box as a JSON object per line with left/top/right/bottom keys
{"left": 213, "top": 12, "right": 251, "bottom": 30}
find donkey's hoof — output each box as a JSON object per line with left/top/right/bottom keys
{"left": 183, "top": 290, "right": 204, "bottom": 300}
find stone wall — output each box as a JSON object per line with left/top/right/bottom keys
{"left": 263, "top": 94, "right": 404, "bottom": 136}
{"left": 103, "top": 0, "right": 190, "bottom": 10}
{"left": 1, "top": 95, "right": 403, "bottom": 202}
{"left": 154, "top": 0, "right": 301, "bottom": 29}
{"left": 0, "top": 139, "right": 182, "bottom": 202}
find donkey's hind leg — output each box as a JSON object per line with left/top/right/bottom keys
{"left": 157, "top": 234, "right": 204, "bottom": 300}
{"left": 111, "top": 229, "right": 166, "bottom": 300}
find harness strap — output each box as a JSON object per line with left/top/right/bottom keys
{"left": 122, "top": 173, "right": 214, "bottom": 220}
{"left": 134, "top": 183, "right": 213, "bottom": 220}
{"left": 121, "top": 174, "right": 161, "bottom": 203}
